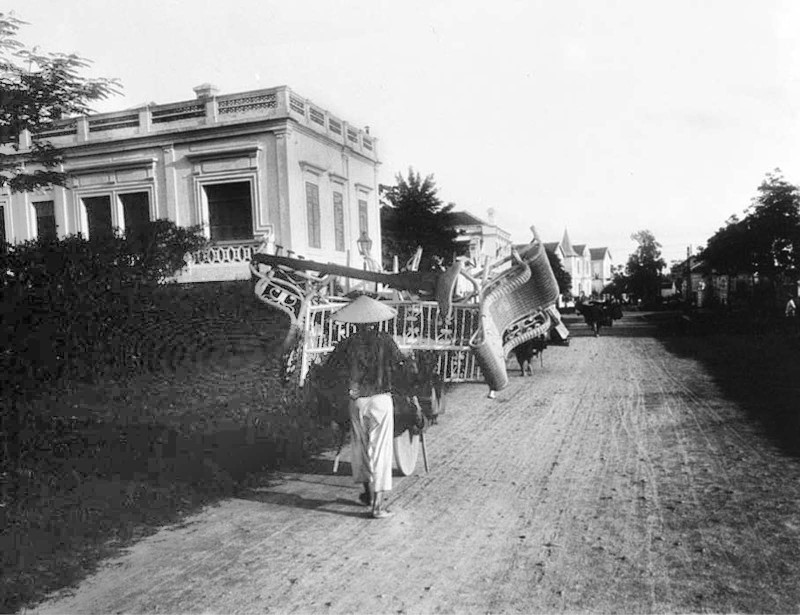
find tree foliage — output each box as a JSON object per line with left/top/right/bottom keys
{"left": 1, "top": 220, "right": 206, "bottom": 390}
{"left": 602, "top": 265, "right": 629, "bottom": 299}
{"left": 380, "top": 169, "right": 459, "bottom": 271}
{"left": 0, "top": 12, "right": 120, "bottom": 192}
{"left": 702, "top": 170, "right": 800, "bottom": 286}
{"left": 624, "top": 230, "right": 666, "bottom": 304}
{"left": 545, "top": 249, "right": 572, "bottom": 297}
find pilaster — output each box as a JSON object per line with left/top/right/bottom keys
{"left": 162, "top": 146, "right": 179, "bottom": 224}
{"left": 138, "top": 107, "right": 151, "bottom": 134}
{"left": 53, "top": 181, "right": 69, "bottom": 238}
{"left": 76, "top": 117, "right": 89, "bottom": 143}
{"left": 274, "top": 127, "right": 293, "bottom": 250}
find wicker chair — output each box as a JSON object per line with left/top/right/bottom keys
{"left": 469, "top": 240, "right": 560, "bottom": 391}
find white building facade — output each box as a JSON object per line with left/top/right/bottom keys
{"left": 589, "top": 247, "right": 613, "bottom": 294}
{"left": 548, "top": 229, "right": 612, "bottom": 299}
{"left": 448, "top": 208, "right": 512, "bottom": 266}
{"left": 0, "top": 83, "right": 381, "bottom": 281}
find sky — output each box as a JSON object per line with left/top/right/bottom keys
{"left": 9, "top": 0, "right": 800, "bottom": 265}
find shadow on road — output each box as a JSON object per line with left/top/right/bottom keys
{"left": 241, "top": 489, "right": 369, "bottom": 519}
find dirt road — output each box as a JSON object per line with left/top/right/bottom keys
{"left": 29, "top": 316, "right": 800, "bottom": 614}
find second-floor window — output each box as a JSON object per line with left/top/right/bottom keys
{"left": 204, "top": 181, "right": 253, "bottom": 241}
{"left": 333, "top": 191, "right": 345, "bottom": 252}
{"left": 82, "top": 196, "right": 114, "bottom": 239}
{"left": 33, "top": 200, "right": 57, "bottom": 240}
{"left": 120, "top": 192, "right": 151, "bottom": 241}
{"left": 306, "top": 181, "right": 321, "bottom": 249}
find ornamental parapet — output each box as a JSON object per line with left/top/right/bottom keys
{"left": 19, "top": 86, "right": 377, "bottom": 161}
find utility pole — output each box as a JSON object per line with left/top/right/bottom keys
{"left": 685, "top": 245, "right": 692, "bottom": 307}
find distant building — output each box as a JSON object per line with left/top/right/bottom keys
{"left": 1, "top": 83, "right": 381, "bottom": 282}
{"left": 547, "top": 229, "right": 613, "bottom": 299}
{"left": 447, "top": 208, "right": 512, "bottom": 265}
{"left": 589, "top": 247, "right": 613, "bottom": 294}
{"left": 543, "top": 241, "right": 566, "bottom": 264}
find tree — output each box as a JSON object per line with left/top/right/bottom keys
{"left": 545, "top": 249, "right": 572, "bottom": 298}
{"left": 625, "top": 230, "right": 666, "bottom": 305}
{"left": 701, "top": 170, "right": 800, "bottom": 310}
{"left": 701, "top": 214, "right": 751, "bottom": 276}
{"left": 602, "top": 264, "right": 629, "bottom": 299}
{"left": 380, "top": 169, "right": 459, "bottom": 271}
{"left": 704, "top": 170, "right": 800, "bottom": 285}
{"left": 747, "top": 171, "right": 800, "bottom": 282}
{"left": 0, "top": 13, "right": 120, "bottom": 192}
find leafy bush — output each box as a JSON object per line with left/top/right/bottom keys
{"left": 0, "top": 221, "right": 207, "bottom": 389}
{"left": 124, "top": 219, "right": 208, "bottom": 283}
{"left": 1, "top": 219, "right": 206, "bottom": 290}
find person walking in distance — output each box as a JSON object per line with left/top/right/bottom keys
{"left": 332, "top": 295, "right": 407, "bottom": 519}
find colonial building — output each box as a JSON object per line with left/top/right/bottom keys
{"left": 546, "top": 229, "right": 613, "bottom": 299}
{"left": 0, "top": 83, "right": 381, "bottom": 281}
{"left": 589, "top": 247, "right": 613, "bottom": 294}
{"left": 447, "top": 208, "right": 513, "bottom": 265}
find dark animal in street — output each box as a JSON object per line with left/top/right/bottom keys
{"left": 512, "top": 337, "right": 547, "bottom": 376}
{"left": 575, "top": 300, "right": 623, "bottom": 337}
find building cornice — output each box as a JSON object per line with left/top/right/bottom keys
{"left": 298, "top": 161, "right": 328, "bottom": 176}
{"left": 185, "top": 143, "right": 261, "bottom": 161}
{"left": 65, "top": 156, "right": 158, "bottom": 174}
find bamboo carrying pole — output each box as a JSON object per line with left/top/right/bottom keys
{"left": 420, "top": 430, "right": 429, "bottom": 473}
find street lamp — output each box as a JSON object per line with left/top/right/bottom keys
{"left": 357, "top": 231, "right": 377, "bottom": 291}
{"left": 357, "top": 231, "right": 372, "bottom": 260}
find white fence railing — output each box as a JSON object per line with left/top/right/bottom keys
{"left": 300, "top": 300, "right": 483, "bottom": 384}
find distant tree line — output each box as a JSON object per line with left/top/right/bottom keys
{"left": 603, "top": 170, "right": 800, "bottom": 309}
{"left": 603, "top": 230, "right": 666, "bottom": 306}
{"left": 701, "top": 170, "right": 800, "bottom": 304}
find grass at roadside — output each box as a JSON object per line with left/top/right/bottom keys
{"left": 658, "top": 313, "right": 800, "bottom": 457}
{"left": 0, "top": 281, "right": 333, "bottom": 613}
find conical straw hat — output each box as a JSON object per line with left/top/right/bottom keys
{"left": 332, "top": 295, "right": 398, "bottom": 323}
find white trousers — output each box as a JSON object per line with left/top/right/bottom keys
{"left": 350, "top": 393, "right": 394, "bottom": 493}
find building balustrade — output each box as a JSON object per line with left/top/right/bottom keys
{"left": 172, "top": 238, "right": 270, "bottom": 283}
{"left": 20, "top": 86, "right": 377, "bottom": 161}
{"left": 187, "top": 239, "right": 264, "bottom": 267}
